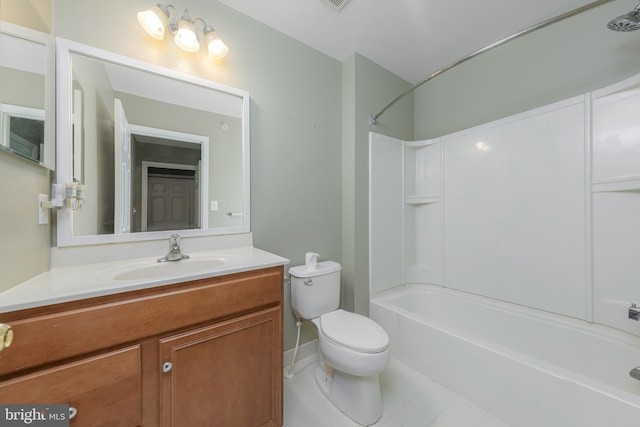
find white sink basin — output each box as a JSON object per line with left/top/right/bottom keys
{"left": 113, "top": 258, "right": 225, "bottom": 281}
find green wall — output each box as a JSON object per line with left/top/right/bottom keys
{"left": 51, "top": 0, "right": 344, "bottom": 349}
{"left": 0, "top": 151, "right": 50, "bottom": 290}
{"left": 342, "top": 54, "right": 414, "bottom": 316}
{"left": 414, "top": 0, "right": 640, "bottom": 138}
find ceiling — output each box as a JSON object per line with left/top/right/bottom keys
{"left": 218, "top": 0, "right": 605, "bottom": 84}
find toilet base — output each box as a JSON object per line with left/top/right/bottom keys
{"left": 314, "top": 360, "right": 383, "bottom": 426}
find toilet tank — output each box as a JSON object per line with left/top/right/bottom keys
{"left": 289, "top": 261, "right": 341, "bottom": 319}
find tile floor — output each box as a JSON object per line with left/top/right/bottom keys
{"left": 284, "top": 356, "right": 512, "bottom": 427}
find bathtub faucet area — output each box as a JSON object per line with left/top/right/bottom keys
{"left": 157, "top": 234, "right": 190, "bottom": 263}
{"left": 629, "top": 303, "right": 640, "bottom": 321}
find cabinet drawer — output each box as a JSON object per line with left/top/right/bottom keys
{"left": 0, "top": 346, "right": 141, "bottom": 427}
{"left": 0, "top": 267, "right": 283, "bottom": 376}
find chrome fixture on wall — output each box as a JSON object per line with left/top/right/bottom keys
{"left": 40, "top": 182, "right": 85, "bottom": 212}
{"left": 137, "top": 3, "right": 229, "bottom": 59}
{"left": 607, "top": 3, "right": 640, "bottom": 31}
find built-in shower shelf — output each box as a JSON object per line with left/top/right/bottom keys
{"left": 405, "top": 195, "right": 441, "bottom": 205}
{"left": 405, "top": 138, "right": 440, "bottom": 149}
{"left": 592, "top": 176, "right": 640, "bottom": 193}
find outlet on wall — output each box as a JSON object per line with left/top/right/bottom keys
{"left": 38, "top": 194, "right": 49, "bottom": 225}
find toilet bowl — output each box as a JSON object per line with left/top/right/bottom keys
{"left": 312, "top": 310, "right": 390, "bottom": 377}
{"left": 289, "top": 255, "right": 390, "bottom": 426}
{"left": 311, "top": 310, "right": 390, "bottom": 425}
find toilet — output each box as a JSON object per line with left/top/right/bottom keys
{"left": 289, "top": 253, "right": 390, "bottom": 426}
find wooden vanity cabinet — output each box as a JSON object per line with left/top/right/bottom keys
{"left": 0, "top": 266, "right": 284, "bottom": 427}
{"left": 160, "top": 307, "right": 281, "bottom": 427}
{"left": 0, "top": 346, "right": 142, "bottom": 426}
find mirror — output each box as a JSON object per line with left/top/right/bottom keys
{"left": 0, "top": 21, "right": 53, "bottom": 169}
{"left": 56, "top": 38, "right": 250, "bottom": 246}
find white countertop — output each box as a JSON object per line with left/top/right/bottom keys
{"left": 0, "top": 247, "right": 289, "bottom": 313}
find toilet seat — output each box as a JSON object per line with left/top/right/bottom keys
{"left": 320, "top": 309, "right": 389, "bottom": 354}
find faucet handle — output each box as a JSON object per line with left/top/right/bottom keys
{"left": 158, "top": 234, "right": 188, "bottom": 262}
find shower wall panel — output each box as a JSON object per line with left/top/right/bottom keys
{"left": 369, "top": 132, "right": 404, "bottom": 295}
{"left": 442, "top": 97, "right": 587, "bottom": 319}
{"left": 370, "top": 73, "right": 640, "bottom": 334}
{"left": 591, "top": 74, "right": 640, "bottom": 336}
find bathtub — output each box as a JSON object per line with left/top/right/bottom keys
{"left": 370, "top": 284, "right": 640, "bottom": 427}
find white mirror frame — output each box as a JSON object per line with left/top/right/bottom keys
{"left": 55, "top": 38, "right": 250, "bottom": 247}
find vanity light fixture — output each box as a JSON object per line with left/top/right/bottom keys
{"left": 137, "top": 3, "right": 229, "bottom": 60}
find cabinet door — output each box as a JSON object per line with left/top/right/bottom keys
{"left": 159, "top": 307, "right": 282, "bottom": 427}
{"left": 0, "top": 346, "right": 142, "bottom": 426}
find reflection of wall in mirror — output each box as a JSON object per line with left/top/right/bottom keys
{"left": 0, "top": 37, "right": 46, "bottom": 164}
{"left": 67, "top": 50, "right": 246, "bottom": 238}
{"left": 70, "top": 54, "right": 115, "bottom": 236}
{"left": 116, "top": 92, "right": 243, "bottom": 231}
{"left": 0, "top": 67, "right": 44, "bottom": 109}
{"left": 209, "top": 118, "right": 243, "bottom": 229}
{"left": 0, "top": 27, "right": 51, "bottom": 168}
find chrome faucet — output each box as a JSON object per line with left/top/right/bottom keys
{"left": 157, "top": 234, "right": 190, "bottom": 263}
{"left": 629, "top": 303, "right": 640, "bottom": 321}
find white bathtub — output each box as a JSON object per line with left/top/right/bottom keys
{"left": 370, "top": 284, "right": 640, "bottom": 427}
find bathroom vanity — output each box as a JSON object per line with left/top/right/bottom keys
{"left": 0, "top": 24, "right": 286, "bottom": 426}
{"left": 0, "top": 249, "right": 286, "bottom": 427}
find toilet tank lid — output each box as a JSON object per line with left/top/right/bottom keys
{"left": 289, "top": 261, "right": 341, "bottom": 278}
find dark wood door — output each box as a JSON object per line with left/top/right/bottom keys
{"left": 147, "top": 176, "right": 195, "bottom": 231}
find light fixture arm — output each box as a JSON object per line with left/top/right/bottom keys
{"left": 165, "top": 4, "right": 179, "bottom": 27}
{"left": 156, "top": 3, "right": 179, "bottom": 26}
{"left": 180, "top": 9, "right": 195, "bottom": 23}
{"left": 191, "top": 17, "right": 220, "bottom": 38}
{"left": 193, "top": 17, "right": 208, "bottom": 29}
{"left": 158, "top": 4, "right": 181, "bottom": 18}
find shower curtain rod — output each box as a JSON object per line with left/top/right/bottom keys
{"left": 369, "top": 0, "right": 615, "bottom": 125}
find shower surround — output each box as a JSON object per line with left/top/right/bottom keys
{"left": 368, "top": 73, "right": 640, "bottom": 426}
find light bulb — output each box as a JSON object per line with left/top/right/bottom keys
{"left": 204, "top": 27, "right": 229, "bottom": 60}
{"left": 174, "top": 16, "right": 199, "bottom": 52}
{"left": 137, "top": 5, "right": 169, "bottom": 40}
